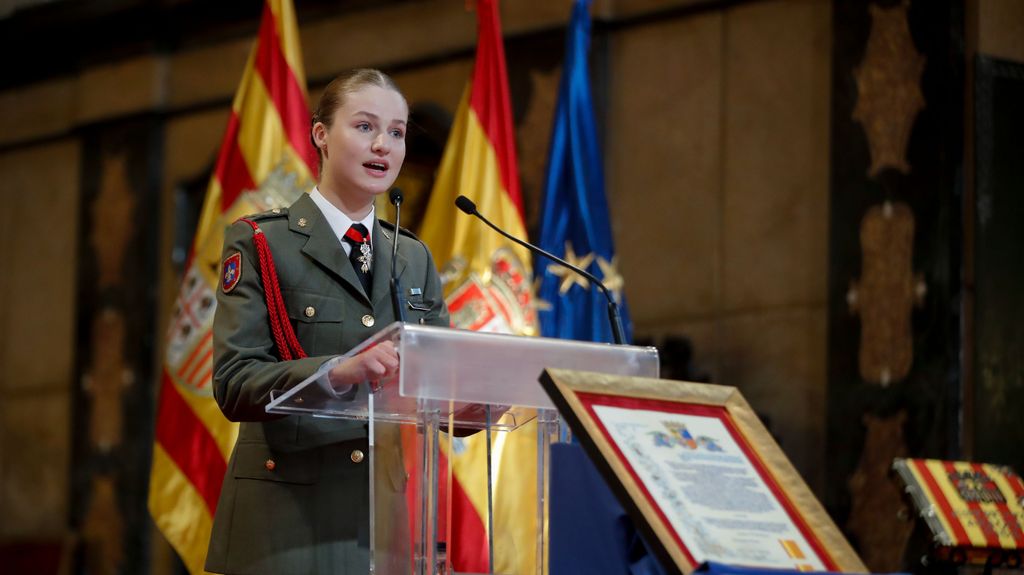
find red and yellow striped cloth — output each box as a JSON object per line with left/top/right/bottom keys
{"left": 147, "top": 1, "right": 315, "bottom": 572}
{"left": 895, "top": 458, "right": 1024, "bottom": 550}
{"left": 419, "top": 1, "right": 540, "bottom": 573}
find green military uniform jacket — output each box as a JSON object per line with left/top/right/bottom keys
{"left": 205, "top": 192, "right": 449, "bottom": 575}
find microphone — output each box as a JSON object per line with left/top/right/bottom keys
{"left": 389, "top": 188, "right": 407, "bottom": 322}
{"left": 454, "top": 195, "right": 626, "bottom": 344}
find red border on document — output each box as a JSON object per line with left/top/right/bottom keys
{"left": 576, "top": 392, "right": 839, "bottom": 571}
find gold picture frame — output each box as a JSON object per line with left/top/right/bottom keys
{"left": 540, "top": 368, "right": 866, "bottom": 575}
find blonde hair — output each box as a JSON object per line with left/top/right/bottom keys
{"left": 310, "top": 69, "right": 406, "bottom": 175}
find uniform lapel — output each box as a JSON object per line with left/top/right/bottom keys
{"left": 291, "top": 194, "right": 371, "bottom": 305}
{"left": 371, "top": 218, "right": 408, "bottom": 308}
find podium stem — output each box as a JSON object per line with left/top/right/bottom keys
{"left": 486, "top": 405, "right": 495, "bottom": 574}
{"left": 368, "top": 392, "right": 376, "bottom": 574}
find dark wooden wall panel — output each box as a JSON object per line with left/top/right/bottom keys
{"left": 973, "top": 55, "right": 1024, "bottom": 474}
{"left": 827, "top": 1, "right": 964, "bottom": 571}
{"left": 72, "top": 117, "right": 162, "bottom": 575}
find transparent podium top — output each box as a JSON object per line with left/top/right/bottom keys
{"left": 266, "top": 322, "right": 659, "bottom": 429}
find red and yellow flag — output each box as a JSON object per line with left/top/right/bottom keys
{"left": 895, "top": 458, "right": 1024, "bottom": 550}
{"left": 148, "top": 1, "right": 315, "bottom": 572}
{"left": 419, "top": 1, "right": 539, "bottom": 573}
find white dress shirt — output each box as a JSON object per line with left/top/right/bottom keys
{"left": 309, "top": 187, "right": 376, "bottom": 256}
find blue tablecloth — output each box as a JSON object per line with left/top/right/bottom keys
{"left": 549, "top": 442, "right": 669, "bottom": 575}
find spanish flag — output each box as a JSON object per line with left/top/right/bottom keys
{"left": 419, "top": 1, "right": 539, "bottom": 573}
{"left": 147, "top": 1, "right": 315, "bottom": 572}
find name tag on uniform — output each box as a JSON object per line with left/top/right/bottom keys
{"left": 409, "top": 287, "right": 423, "bottom": 296}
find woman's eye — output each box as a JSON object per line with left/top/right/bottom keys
{"left": 356, "top": 122, "right": 372, "bottom": 132}
{"left": 390, "top": 129, "right": 405, "bottom": 139}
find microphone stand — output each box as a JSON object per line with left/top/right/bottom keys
{"left": 389, "top": 188, "right": 407, "bottom": 323}
{"left": 455, "top": 196, "right": 625, "bottom": 345}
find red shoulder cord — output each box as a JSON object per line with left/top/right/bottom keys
{"left": 238, "top": 219, "right": 307, "bottom": 361}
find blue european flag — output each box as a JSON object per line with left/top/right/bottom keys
{"left": 545, "top": 4, "right": 665, "bottom": 574}
{"left": 536, "top": 0, "right": 631, "bottom": 344}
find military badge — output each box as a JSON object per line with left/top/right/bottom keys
{"left": 221, "top": 252, "right": 242, "bottom": 293}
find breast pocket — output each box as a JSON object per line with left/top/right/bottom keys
{"left": 406, "top": 295, "right": 435, "bottom": 325}
{"left": 283, "top": 290, "right": 345, "bottom": 354}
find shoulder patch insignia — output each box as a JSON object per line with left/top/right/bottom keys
{"left": 222, "top": 252, "right": 242, "bottom": 293}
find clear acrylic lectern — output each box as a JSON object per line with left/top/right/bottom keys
{"left": 266, "top": 322, "right": 659, "bottom": 574}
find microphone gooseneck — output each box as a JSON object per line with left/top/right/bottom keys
{"left": 389, "top": 188, "right": 404, "bottom": 274}
{"left": 389, "top": 188, "right": 407, "bottom": 322}
{"left": 453, "top": 195, "right": 625, "bottom": 344}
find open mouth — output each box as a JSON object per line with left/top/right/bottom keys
{"left": 363, "top": 161, "right": 388, "bottom": 174}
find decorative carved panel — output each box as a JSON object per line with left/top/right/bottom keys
{"left": 84, "top": 308, "right": 129, "bottom": 452}
{"left": 847, "top": 411, "right": 914, "bottom": 572}
{"left": 829, "top": 1, "right": 963, "bottom": 570}
{"left": 848, "top": 202, "right": 925, "bottom": 386}
{"left": 73, "top": 119, "right": 160, "bottom": 575}
{"left": 90, "top": 153, "right": 137, "bottom": 289}
{"left": 81, "top": 475, "right": 124, "bottom": 575}
{"left": 852, "top": 1, "right": 926, "bottom": 177}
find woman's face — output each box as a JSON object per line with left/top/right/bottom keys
{"left": 314, "top": 84, "right": 408, "bottom": 202}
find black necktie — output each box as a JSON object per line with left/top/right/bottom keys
{"left": 343, "top": 223, "right": 373, "bottom": 296}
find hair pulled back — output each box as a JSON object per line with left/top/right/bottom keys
{"left": 310, "top": 68, "right": 405, "bottom": 175}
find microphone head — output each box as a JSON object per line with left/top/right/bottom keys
{"left": 389, "top": 187, "right": 404, "bottom": 205}
{"left": 455, "top": 195, "right": 477, "bottom": 215}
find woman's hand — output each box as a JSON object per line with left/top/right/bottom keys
{"left": 327, "top": 341, "right": 399, "bottom": 390}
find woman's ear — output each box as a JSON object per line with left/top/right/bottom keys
{"left": 312, "top": 122, "right": 328, "bottom": 151}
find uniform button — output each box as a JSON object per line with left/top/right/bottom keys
{"left": 297, "top": 217, "right": 308, "bottom": 227}
{"left": 361, "top": 314, "right": 375, "bottom": 327}
{"left": 304, "top": 306, "right": 316, "bottom": 318}
{"left": 350, "top": 450, "right": 365, "bottom": 463}
{"left": 265, "top": 459, "right": 276, "bottom": 471}
{"left": 272, "top": 208, "right": 281, "bottom": 214}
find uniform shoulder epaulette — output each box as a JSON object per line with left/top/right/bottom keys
{"left": 380, "top": 220, "right": 419, "bottom": 241}
{"left": 244, "top": 207, "right": 289, "bottom": 221}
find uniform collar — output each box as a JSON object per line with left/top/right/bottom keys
{"left": 289, "top": 192, "right": 408, "bottom": 307}
{"left": 309, "top": 186, "right": 375, "bottom": 252}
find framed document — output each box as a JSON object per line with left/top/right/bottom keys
{"left": 540, "top": 368, "right": 866, "bottom": 575}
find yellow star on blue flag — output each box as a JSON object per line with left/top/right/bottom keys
{"left": 548, "top": 242, "right": 594, "bottom": 295}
